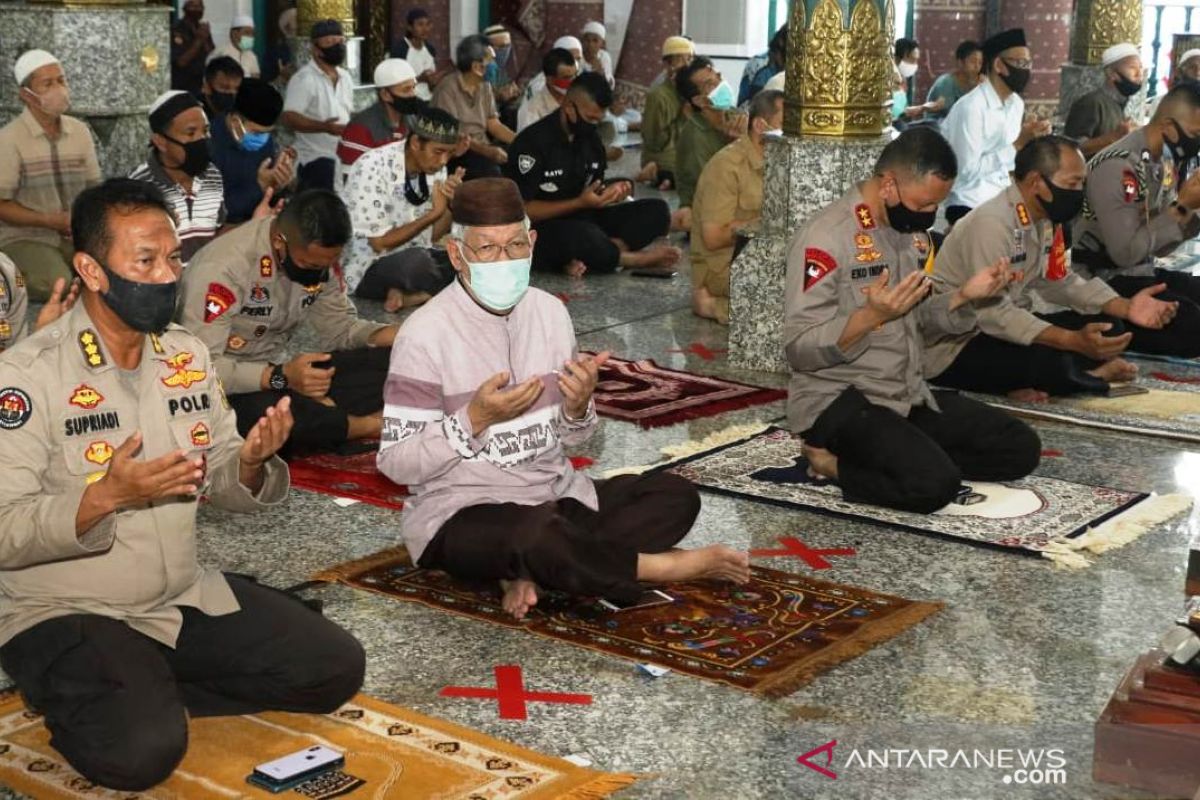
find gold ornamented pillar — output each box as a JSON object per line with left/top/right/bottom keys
{"left": 1070, "top": 0, "right": 1144, "bottom": 65}
{"left": 297, "top": 0, "right": 355, "bottom": 38}
{"left": 783, "top": 0, "right": 894, "bottom": 137}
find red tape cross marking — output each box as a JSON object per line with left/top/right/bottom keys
{"left": 749, "top": 536, "right": 856, "bottom": 570}
{"left": 439, "top": 665, "right": 593, "bottom": 720}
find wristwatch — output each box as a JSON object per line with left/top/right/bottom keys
{"left": 268, "top": 363, "right": 288, "bottom": 391}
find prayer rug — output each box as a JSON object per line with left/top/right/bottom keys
{"left": 649, "top": 426, "right": 1189, "bottom": 566}
{"left": 314, "top": 548, "right": 941, "bottom": 698}
{"left": 588, "top": 355, "right": 786, "bottom": 428}
{"left": 0, "top": 692, "right": 635, "bottom": 799}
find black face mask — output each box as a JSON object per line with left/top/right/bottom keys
{"left": 97, "top": 259, "right": 178, "bottom": 334}
{"left": 163, "top": 135, "right": 211, "bottom": 177}
{"left": 885, "top": 188, "right": 936, "bottom": 233}
{"left": 211, "top": 91, "right": 236, "bottom": 113}
{"left": 278, "top": 245, "right": 327, "bottom": 288}
{"left": 319, "top": 43, "right": 346, "bottom": 66}
{"left": 1000, "top": 61, "right": 1031, "bottom": 95}
{"left": 404, "top": 170, "right": 429, "bottom": 207}
{"left": 567, "top": 107, "right": 597, "bottom": 139}
{"left": 390, "top": 94, "right": 425, "bottom": 115}
{"left": 1037, "top": 175, "right": 1086, "bottom": 224}
{"left": 1114, "top": 75, "right": 1142, "bottom": 98}
{"left": 1167, "top": 120, "right": 1200, "bottom": 163}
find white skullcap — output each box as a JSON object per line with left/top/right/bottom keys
{"left": 582, "top": 21, "right": 606, "bottom": 39}
{"left": 553, "top": 36, "right": 583, "bottom": 54}
{"left": 1181, "top": 49, "right": 1200, "bottom": 66}
{"left": 373, "top": 58, "right": 416, "bottom": 88}
{"left": 764, "top": 71, "right": 786, "bottom": 92}
{"left": 148, "top": 89, "right": 190, "bottom": 116}
{"left": 231, "top": 14, "right": 255, "bottom": 29}
{"left": 13, "top": 49, "right": 60, "bottom": 86}
{"left": 662, "top": 36, "right": 694, "bottom": 58}
{"left": 1102, "top": 42, "right": 1140, "bottom": 68}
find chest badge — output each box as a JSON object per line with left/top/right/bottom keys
{"left": 518, "top": 154, "right": 536, "bottom": 174}
{"left": 301, "top": 284, "right": 322, "bottom": 308}
{"left": 248, "top": 284, "right": 270, "bottom": 305}
{"left": 0, "top": 321, "right": 10, "bottom": 341}
{"left": 69, "top": 384, "right": 104, "bottom": 410}
{"left": 190, "top": 422, "right": 211, "bottom": 447}
{"left": 84, "top": 441, "right": 114, "bottom": 466}
{"left": 160, "top": 352, "right": 207, "bottom": 390}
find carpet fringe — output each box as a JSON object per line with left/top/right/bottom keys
{"left": 1040, "top": 493, "right": 1193, "bottom": 569}
{"left": 557, "top": 772, "right": 641, "bottom": 799}
{"left": 602, "top": 421, "right": 774, "bottom": 478}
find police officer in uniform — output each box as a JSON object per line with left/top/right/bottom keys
{"left": 0, "top": 253, "right": 78, "bottom": 355}
{"left": 179, "top": 189, "right": 398, "bottom": 452}
{"left": 0, "top": 179, "right": 364, "bottom": 791}
{"left": 1073, "top": 82, "right": 1200, "bottom": 356}
{"left": 503, "top": 72, "right": 679, "bottom": 277}
{"left": 929, "top": 136, "right": 1177, "bottom": 399}
{"left": 784, "top": 128, "right": 1040, "bottom": 514}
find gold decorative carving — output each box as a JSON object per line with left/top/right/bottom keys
{"left": 365, "top": 0, "right": 387, "bottom": 80}
{"left": 140, "top": 45, "right": 159, "bottom": 74}
{"left": 297, "top": 0, "right": 355, "bottom": 38}
{"left": 1070, "top": 0, "right": 1144, "bottom": 65}
{"left": 786, "top": 0, "right": 893, "bottom": 138}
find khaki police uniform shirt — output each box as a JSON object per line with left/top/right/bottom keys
{"left": 0, "top": 302, "right": 289, "bottom": 648}
{"left": 0, "top": 253, "right": 29, "bottom": 354}
{"left": 924, "top": 183, "right": 1119, "bottom": 378}
{"left": 691, "top": 135, "right": 764, "bottom": 316}
{"left": 783, "top": 186, "right": 977, "bottom": 433}
{"left": 178, "top": 217, "right": 389, "bottom": 396}
{"left": 1074, "top": 128, "right": 1200, "bottom": 277}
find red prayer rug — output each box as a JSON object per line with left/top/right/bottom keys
{"left": 314, "top": 547, "right": 942, "bottom": 697}
{"left": 589, "top": 355, "right": 786, "bottom": 429}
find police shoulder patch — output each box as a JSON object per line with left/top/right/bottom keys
{"left": 803, "top": 248, "right": 838, "bottom": 291}
{"left": 0, "top": 387, "right": 33, "bottom": 430}
{"left": 518, "top": 154, "right": 536, "bottom": 174}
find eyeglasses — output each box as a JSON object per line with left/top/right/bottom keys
{"left": 460, "top": 237, "right": 532, "bottom": 262}
{"left": 1002, "top": 57, "right": 1033, "bottom": 70}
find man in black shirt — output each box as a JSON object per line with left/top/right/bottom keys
{"left": 503, "top": 73, "right": 679, "bottom": 277}
{"left": 171, "top": 0, "right": 216, "bottom": 94}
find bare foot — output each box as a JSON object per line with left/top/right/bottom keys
{"left": 499, "top": 579, "right": 539, "bottom": 620}
{"left": 637, "top": 545, "right": 751, "bottom": 585}
{"left": 693, "top": 287, "right": 719, "bottom": 320}
{"left": 620, "top": 244, "right": 682, "bottom": 271}
{"left": 384, "top": 288, "right": 405, "bottom": 313}
{"left": 565, "top": 259, "right": 588, "bottom": 279}
{"left": 657, "top": 177, "right": 675, "bottom": 191}
{"left": 347, "top": 411, "right": 383, "bottom": 440}
{"left": 802, "top": 443, "right": 838, "bottom": 481}
{"left": 1007, "top": 387, "right": 1050, "bottom": 403}
{"left": 402, "top": 291, "right": 432, "bottom": 308}
{"left": 636, "top": 162, "right": 657, "bottom": 183}
{"left": 671, "top": 207, "right": 692, "bottom": 232}
{"left": 1089, "top": 357, "right": 1139, "bottom": 384}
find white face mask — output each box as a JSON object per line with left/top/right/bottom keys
{"left": 899, "top": 61, "right": 918, "bottom": 79}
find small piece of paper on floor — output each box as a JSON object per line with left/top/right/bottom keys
{"left": 332, "top": 497, "right": 361, "bottom": 507}
{"left": 563, "top": 754, "right": 593, "bottom": 767}
{"left": 637, "top": 663, "right": 670, "bottom": 678}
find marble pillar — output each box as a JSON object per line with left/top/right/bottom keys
{"left": 1058, "top": 0, "right": 1146, "bottom": 124}
{"left": 0, "top": 1, "right": 170, "bottom": 177}
{"left": 291, "top": 0, "right": 372, "bottom": 110}
{"left": 730, "top": 0, "right": 894, "bottom": 373}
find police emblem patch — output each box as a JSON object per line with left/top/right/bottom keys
{"left": 0, "top": 388, "right": 32, "bottom": 430}
{"left": 518, "top": 154, "right": 536, "bottom": 174}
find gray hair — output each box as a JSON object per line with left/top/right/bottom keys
{"left": 450, "top": 218, "right": 532, "bottom": 242}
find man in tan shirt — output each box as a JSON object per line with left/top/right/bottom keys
{"left": 691, "top": 89, "right": 782, "bottom": 325}
{"left": 0, "top": 178, "right": 363, "bottom": 791}
{"left": 0, "top": 50, "right": 101, "bottom": 302}
{"left": 179, "top": 189, "right": 398, "bottom": 452}
{"left": 433, "top": 34, "right": 515, "bottom": 180}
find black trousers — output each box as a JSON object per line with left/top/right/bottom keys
{"left": 531, "top": 199, "right": 671, "bottom": 274}
{"left": 932, "top": 312, "right": 1125, "bottom": 396}
{"left": 354, "top": 248, "right": 454, "bottom": 299}
{"left": 0, "top": 575, "right": 365, "bottom": 791}
{"left": 1106, "top": 269, "right": 1200, "bottom": 357}
{"left": 228, "top": 347, "right": 390, "bottom": 450}
{"left": 945, "top": 205, "right": 972, "bottom": 226}
{"left": 419, "top": 472, "right": 701, "bottom": 603}
{"left": 297, "top": 157, "right": 336, "bottom": 192}
{"left": 805, "top": 387, "right": 1041, "bottom": 514}
{"left": 448, "top": 150, "right": 502, "bottom": 181}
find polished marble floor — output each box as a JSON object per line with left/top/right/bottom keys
{"left": 4, "top": 162, "right": 1197, "bottom": 800}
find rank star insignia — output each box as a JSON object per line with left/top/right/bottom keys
{"left": 160, "top": 352, "right": 207, "bottom": 389}
{"left": 259, "top": 255, "right": 274, "bottom": 277}
{"left": 79, "top": 330, "right": 105, "bottom": 368}
{"left": 1015, "top": 203, "right": 1030, "bottom": 227}
{"left": 854, "top": 203, "right": 876, "bottom": 230}
{"left": 190, "top": 421, "right": 210, "bottom": 447}
{"left": 84, "top": 441, "right": 114, "bottom": 466}
{"left": 69, "top": 384, "right": 104, "bottom": 410}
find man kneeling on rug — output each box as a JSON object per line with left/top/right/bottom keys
{"left": 0, "top": 179, "right": 364, "bottom": 791}
{"left": 378, "top": 178, "right": 750, "bottom": 620}
{"left": 784, "top": 128, "right": 1042, "bottom": 513}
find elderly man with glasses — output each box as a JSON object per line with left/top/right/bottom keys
{"left": 377, "top": 178, "right": 750, "bottom": 621}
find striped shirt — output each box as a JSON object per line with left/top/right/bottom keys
{"left": 0, "top": 109, "right": 102, "bottom": 248}
{"left": 129, "top": 148, "right": 226, "bottom": 264}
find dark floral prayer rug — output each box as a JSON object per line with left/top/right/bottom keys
{"left": 314, "top": 547, "right": 941, "bottom": 697}
{"left": 589, "top": 355, "right": 786, "bottom": 428}
{"left": 655, "top": 427, "right": 1169, "bottom": 559}
{"left": 287, "top": 444, "right": 409, "bottom": 510}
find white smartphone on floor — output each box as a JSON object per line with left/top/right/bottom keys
{"left": 247, "top": 745, "right": 345, "bottom": 793}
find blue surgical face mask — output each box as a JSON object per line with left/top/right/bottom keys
{"left": 465, "top": 256, "right": 531, "bottom": 312}
{"left": 708, "top": 80, "right": 736, "bottom": 111}
{"left": 240, "top": 129, "right": 271, "bottom": 151}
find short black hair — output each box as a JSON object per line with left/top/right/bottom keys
{"left": 874, "top": 127, "right": 958, "bottom": 182}
{"left": 278, "top": 189, "right": 352, "bottom": 248}
{"left": 71, "top": 178, "right": 175, "bottom": 264}
{"left": 567, "top": 71, "right": 613, "bottom": 109}
{"left": 542, "top": 47, "right": 575, "bottom": 78}
{"left": 456, "top": 34, "right": 489, "bottom": 72}
{"left": 895, "top": 38, "right": 919, "bottom": 62}
{"left": 1013, "top": 134, "right": 1083, "bottom": 180}
{"left": 406, "top": 8, "right": 428, "bottom": 26}
{"left": 675, "top": 56, "right": 714, "bottom": 103}
{"left": 748, "top": 89, "right": 783, "bottom": 124}
{"left": 955, "top": 40, "right": 982, "bottom": 62}
{"left": 205, "top": 55, "right": 244, "bottom": 84}
{"left": 1153, "top": 81, "right": 1200, "bottom": 122}
{"left": 768, "top": 26, "right": 787, "bottom": 56}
